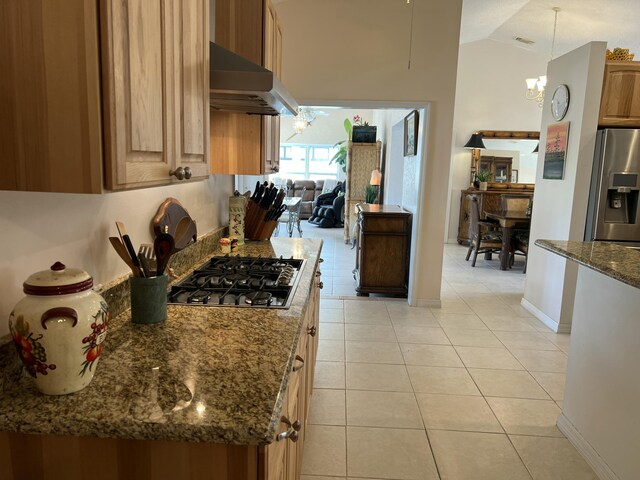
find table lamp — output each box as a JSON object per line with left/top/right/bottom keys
{"left": 464, "top": 133, "right": 486, "bottom": 186}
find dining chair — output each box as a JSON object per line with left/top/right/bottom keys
{"left": 465, "top": 195, "right": 503, "bottom": 267}
{"left": 277, "top": 187, "right": 306, "bottom": 237}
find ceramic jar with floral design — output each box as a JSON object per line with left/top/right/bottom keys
{"left": 8, "top": 262, "right": 109, "bottom": 395}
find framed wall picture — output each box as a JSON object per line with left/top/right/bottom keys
{"left": 543, "top": 121, "right": 570, "bottom": 180}
{"left": 511, "top": 169, "right": 519, "bottom": 183}
{"left": 403, "top": 110, "right": 419, "bottom": 156}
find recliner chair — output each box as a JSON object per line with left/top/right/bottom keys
{"left": 308, "top": 183, "right": 345, "bottom": 228}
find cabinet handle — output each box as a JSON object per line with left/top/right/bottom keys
{"left": 276, "top": 416, "right": 300, "bottom": 442}
{"left": 169, "top": 166, "right": 192, "bottom": 180}
{"left": 315, "top": 271, "right": 321, "bottom": 277}
{"left": 292, "top": 354, "right": 305, "bottom": 372}
{"left": 319, "top": 258, "right": 324, "bottom": 263}
{"left": 318, "top": 281, "right": 324, "bottom": 289}
{"left": 271, "top": 165, "right": 279, "bottom": 173}
{"left": 307, "top": 325, "right": 317, "bottom": 337}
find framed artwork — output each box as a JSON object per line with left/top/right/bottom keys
{"left": 511, "top": 169, "right": 519, "bottom": 183}
{"left": 403, "top": 110, "right": 418, "bottom": 156}
{"left": 543, "top": 121, "right": 570, "bottom": 180}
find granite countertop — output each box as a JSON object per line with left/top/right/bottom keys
{"left": 0, "top": 238, "right": 323, "bottom": 445}
{"left": 535, "top": 240, "right": 640, "bottom": 289}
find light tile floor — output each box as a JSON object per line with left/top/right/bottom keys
{"left": 301, "top": 225, "right": 597, "bottom": 480}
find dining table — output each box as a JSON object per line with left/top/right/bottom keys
{"left": 484, "top": 209, "right": 531, "bottom": 270}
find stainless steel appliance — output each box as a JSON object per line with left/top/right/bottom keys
{"left": 209, "top": 43, "right": 298, "bottom": 116}
{"left": 168, "top": 256, "right": 304, "bottom": 308}
{"left": 585, "top": 129, "right": 640, "bottom": 244}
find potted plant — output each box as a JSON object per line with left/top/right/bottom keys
{"left": 364, "top": 184, "right": 378, "bottom": 203}
{"left": 476, "top": 169, "right": 492, "bottom": 191}
{"left": 351, "top": 115, "right": 377, "bottom": 143}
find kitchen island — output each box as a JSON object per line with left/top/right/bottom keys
{"left": 535, "top": 240, "right": 640, "bottom": 480}
{"left": 0, "top": 238, "right": 323, "bottom": 480}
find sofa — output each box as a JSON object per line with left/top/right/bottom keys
{"left": 284, "top": 179, "right": 341, "bottom": 219}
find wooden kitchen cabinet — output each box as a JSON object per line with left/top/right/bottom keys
{"left": 0, "top": 0, "right": 209, "bottom": 194}
{"left": 599, "top": 61, "right": 640, "bottom": 127}
{"left": 211, "top": 0, "right": 283, "bottom": 175}
{"left": 354, "top": 204, "right": 411, "bottom": 297}
{"left": 102, "top": 0, "right": 210, "bottom": 189}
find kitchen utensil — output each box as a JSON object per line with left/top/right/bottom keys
{"left": 139, "top": 244, "right": 157, "bottom": 276}
{"left": 137, "top": 252, "right": 152, "bottom": 278}
{"left": 251, "top": 181, "right": 261, "bottom": 201}
{"left": 109, "top": 237, "right": 142, "bottom": 277}
{"left": 115, "top": 221, "right": 143, "bottom": 276}
{"left": 152, "top": 198, "right": 197, "bottom": 249}
{"left": 154, "top": 233, "right": 175, "bottom": 276}
{"left": 173, "top": 216, "right": 192, "bottom": 249}
{"left": 9, "top": 262, "right": 109, "bottom": 395}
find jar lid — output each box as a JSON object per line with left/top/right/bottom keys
{"left": 23, "top": 262, "right": 94, "bottom": 296}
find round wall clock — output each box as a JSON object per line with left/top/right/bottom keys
{"left": 551, "top": 84, "right": 570, "bottom": 121}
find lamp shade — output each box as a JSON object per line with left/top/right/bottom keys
{"left": 370, "top": 169, "right": 381, "bottom": 186}
{"left": 464, "top": 133, "right": 486, "bottom": 149}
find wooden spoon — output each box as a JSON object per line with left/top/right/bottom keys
{"left": 154, "top": 233, "right": 175, "bottom": 276}
{"left": 109, "top": 237, "right": 142, "bottom": 277}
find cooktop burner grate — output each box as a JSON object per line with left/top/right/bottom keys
{"left": 168, "top": 256, "right": 304, "bottom": 309}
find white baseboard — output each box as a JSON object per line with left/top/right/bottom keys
{"left": 556, "top": 413, "right": 619, "bottom": 480}
{"left": 520, "top": 298, "right": 572, "bottom": 333}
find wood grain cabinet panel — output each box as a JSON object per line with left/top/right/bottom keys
{"left": 211, "top": 0, "right": 283, "bottom": 176}
{"left": 0, "top": 0, "right": 209, "bottom": 193}
{"left": 103, "top": 0, "right": 210, "bottom": 189}
{"left": 599, "top": 61, "right": 640, "bottom": 127}
{"left": 0, "top": 0, "right": 103, "bottom": 193}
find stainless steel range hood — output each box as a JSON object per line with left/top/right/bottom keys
{"left": 209, "top": 43, "right": 298, "bottom": 116}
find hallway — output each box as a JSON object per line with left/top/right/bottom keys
{"left": 301, "top": 225, "right": 596, "bottom": 479}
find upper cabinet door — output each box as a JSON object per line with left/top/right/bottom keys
{"left": 599, "top": 62, "right": 640, "bottom": 127}
{"left": 0, "top": 0, "right": 103, "bottom": 193}
{"left": 102, "top": 0, "right": 173, "bottom": 190}
{"left": 173, "top": 0, "right": 210, "bottom": 178}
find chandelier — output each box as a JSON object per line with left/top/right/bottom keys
{"left": 525, "top": 7, "right": 560, "bottom": 107}
{"left": 293, "top": 107, "right": 316, "bottom": 134}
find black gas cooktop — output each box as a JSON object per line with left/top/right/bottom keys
{"left": 168, "top": 256, "right": 305, "bottom": 308}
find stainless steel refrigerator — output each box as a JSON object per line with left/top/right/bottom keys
{"left": 585, "top": 129, "right": 640, "bottom": 244}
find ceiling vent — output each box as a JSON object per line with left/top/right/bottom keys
{"left": 515, "top": 37, "right": 535, "bottom": 45}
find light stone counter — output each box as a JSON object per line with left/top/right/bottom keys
{"left": 0, "top": 238, "right": 323, "bottom": 445}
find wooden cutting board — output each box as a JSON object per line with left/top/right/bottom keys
{"left": 152, "top": 198, "right": 197, "bottom": 250}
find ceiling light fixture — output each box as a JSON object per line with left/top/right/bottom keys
{"left": 292, "top": 107, "right": 317, "bottom": 134}
{"left": 525, "top": 7, "right": 561, "bottom": 107}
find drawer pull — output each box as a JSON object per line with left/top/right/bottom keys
{"left": 276, "top": 416, "right": 301, "bottom": 442}
{"left": 292, "top": 355, "right": 305, "bottom": 372}
{"left": 169, "top": 166, "right": 192, "bottom": 180}
{"left": 319, "top": 258, "right": 324, "bottom": 263}
{"left": 307, "top": 325, "right": 317, "bottom": 337}
{"left": 315, "top": 271, "right": 321, "bottom": 277}
{"left": 318, "top": 281, "right": 324, "bottom": 289}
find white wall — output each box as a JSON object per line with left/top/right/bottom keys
{"left": 280, "top": 108, "right": 374, "bottom": 145}
{"left": 522, "top": 42, "right": 607, "bottom": 332}
{"left": 277, "top": 0, "right": 462, "bottom": 303}
{"left": 0, "top": 177, "right": 233, "bottom": 337}
{"left": 447, "top": 39, "right": 548, "bottom": 242}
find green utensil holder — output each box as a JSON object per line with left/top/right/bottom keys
{"left": 130, "top": 274, "right": 168, "bottom": 324}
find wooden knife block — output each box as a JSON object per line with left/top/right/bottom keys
{"left": 244, "top": 200, "right": 277, "bottom": 240}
